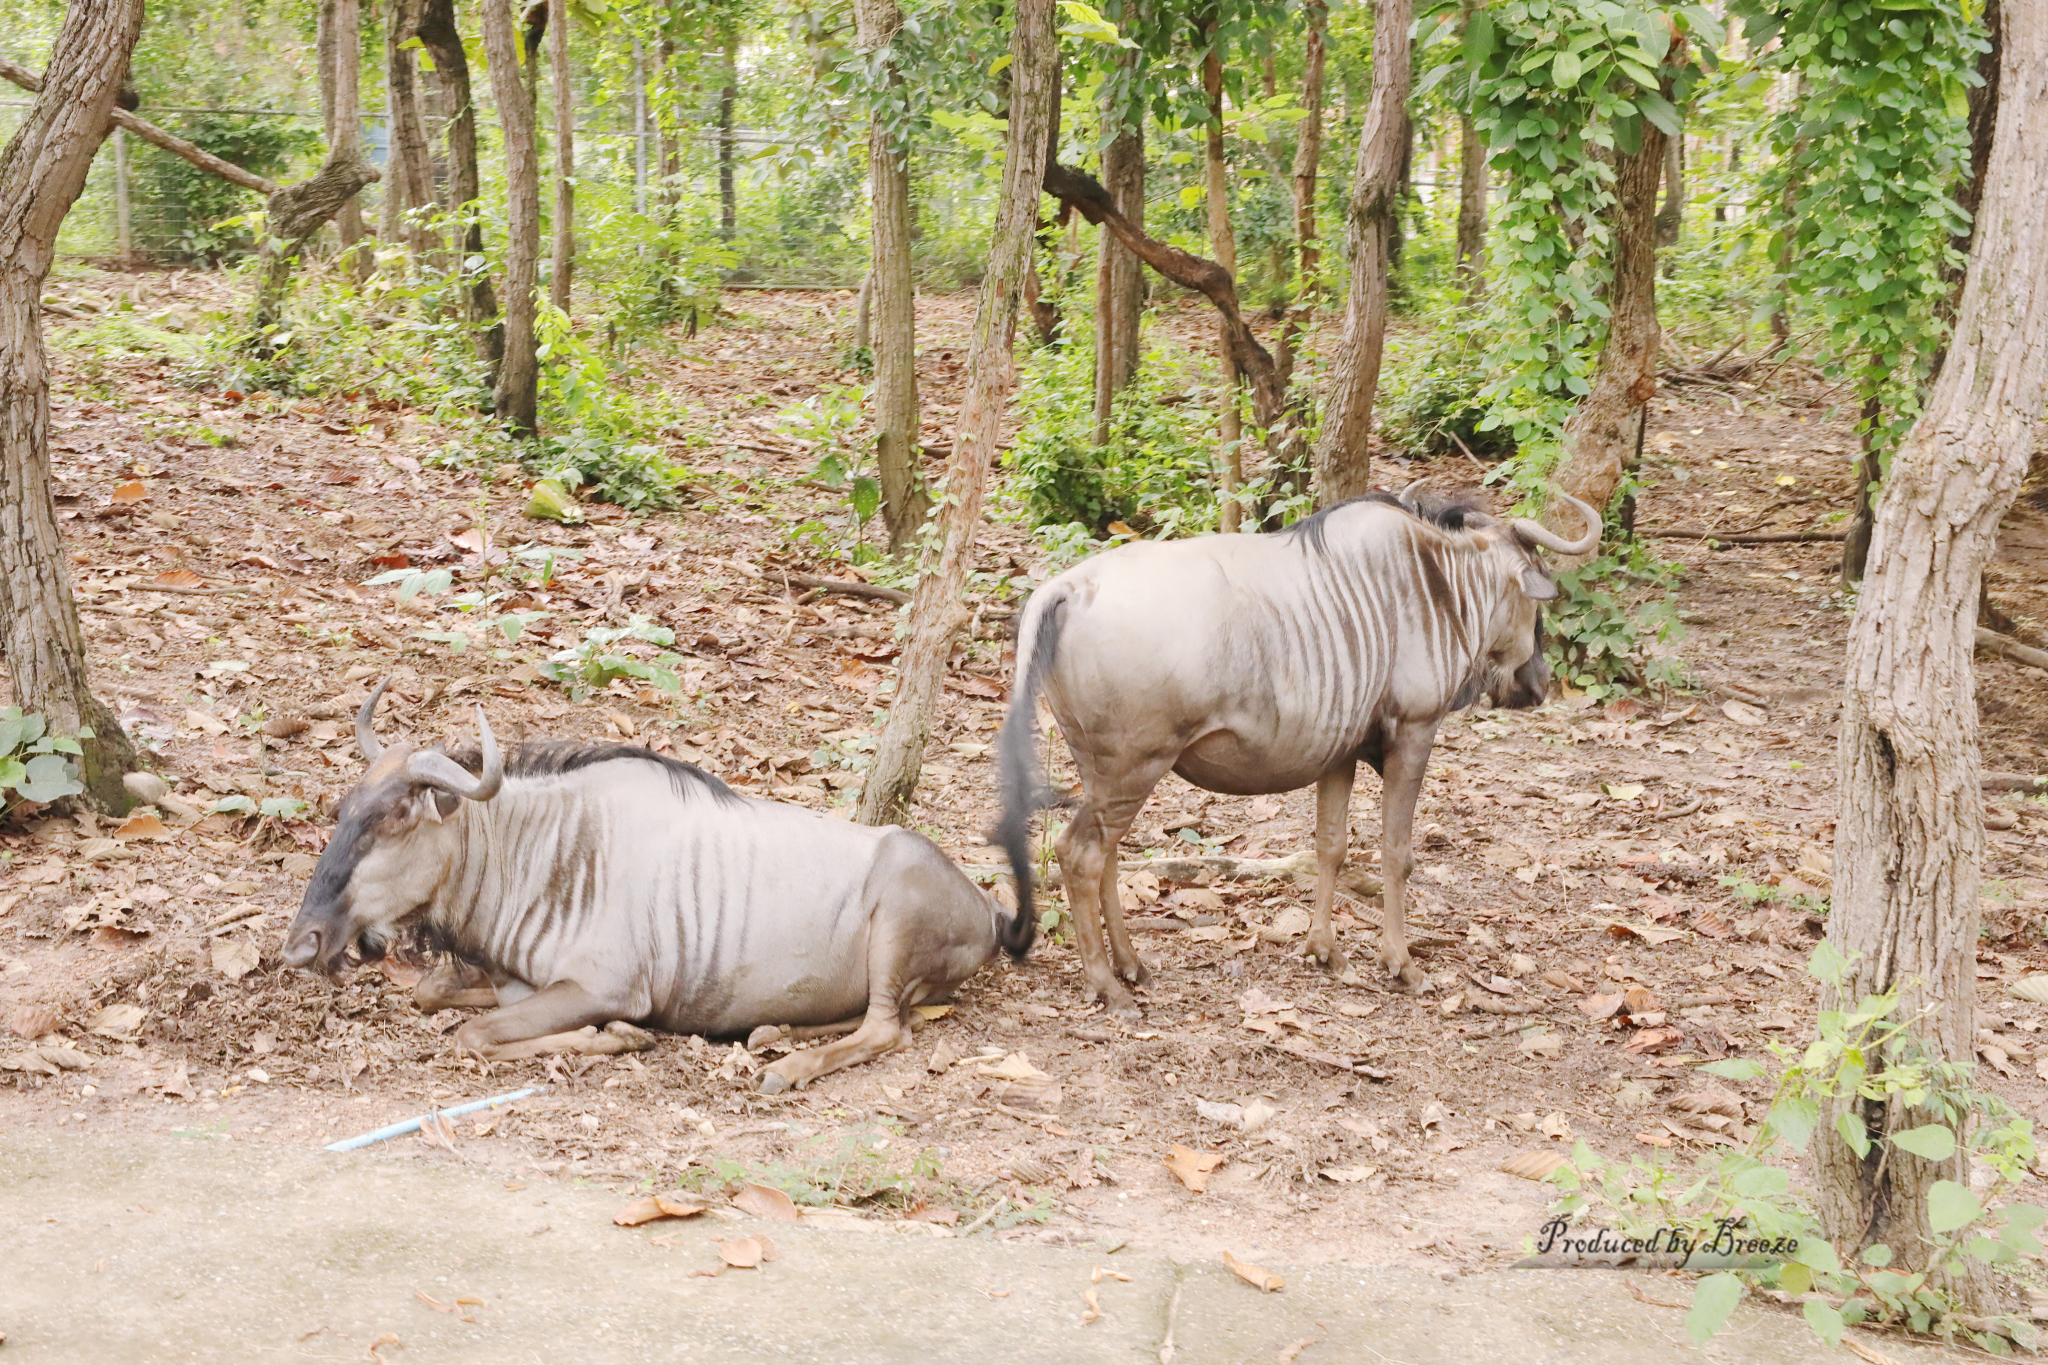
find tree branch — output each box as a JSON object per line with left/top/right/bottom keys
{"left": 0, "top": 55, "right": 281, "bottom": 195}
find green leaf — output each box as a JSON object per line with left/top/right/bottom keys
{"left": 259, "top": 797, "right": 308, "bottom": 819}
{"left": 1792, "top": 1237, "right": 1841, "bottom": 1274}
{"left": 1687, "top": 1272, "right": 1743, "bottom": 1346}
{"left": 13, "top": 753, "right": 80, "bottom": 804}
{"left": 1929, "top": 1180, "right": 1982, "bottom": 1233}
{"left": 208, "top": 795, "right": 255, "bottom": 815}
{"left": 1777, "top": 1262, "right": 1811, "bottom": 1296}
{"left": 1890, "top": 1124, "right": 1956, "bottom": 1161}
{"left": 1862, "top": 1243, "right": 1893, "bottom": 1266}
{"left": 1803, "top": 1297, "right": 1845, "bottom": 1348}
{"left": 1463, "top": 7, "right": 1495, "bottom": 70}
{"left": 1551, "top": 49, "right": 1583, "bottom": 87}
{"left": 1837, "top": 1109, "right": 1873, "bottom": 1160}
{"left": 1700, "top": 1058, "right": 1765, "bottom": 1082}
{"left": 851, "top": 476, "right": 882, "bottom": 525}
{"left": 1808, "top": 938, "right": 1852, "bottom": 987}
{"left": 1635, "top": 90, "right": 1681, "bottom": 137}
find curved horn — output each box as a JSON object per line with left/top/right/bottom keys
{"left": 405, "top": 706, "right": 504, "bottom": 802}
{"left": 1510, "top": 494, "right": 1602, "bottom": 556}
{"left": 355, "top": 677, "right": 391, "bottom": 761}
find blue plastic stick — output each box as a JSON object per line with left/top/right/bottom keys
{"left": 323, "top": 1086, "right": 543, "bottom": 1153}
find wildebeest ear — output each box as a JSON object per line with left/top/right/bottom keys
{"left": 1518, "top": 566, "right": 1558, "bottom": 601}
{"left": 417, "top": 789, "right": 461, "bottom": 823}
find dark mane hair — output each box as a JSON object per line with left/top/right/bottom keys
{"left": 1276, "top": 488, "right": 1491, "bottom": 554}
{"left": 442, "top": 739, "right": 744, "bottom": 805}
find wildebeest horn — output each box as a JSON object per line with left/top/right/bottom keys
{"left": 1511, "top": 494, "right": 1602, "bottom": 556}
{"left": 405, "top": 706, "right": 504, "bottom": 802}
{"left": 355, "top": 678, "right": 391, "bottom": 761}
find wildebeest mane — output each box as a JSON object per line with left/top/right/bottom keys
{"left": 1277, "top": 488, "right": 1489, "bottom": 554}
{"left": 442, "top": 739, "right": 744, "bottom": 805}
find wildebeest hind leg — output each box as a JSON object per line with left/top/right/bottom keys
{"left": 1057, "top": 755, "right": 1171, "bottom": 1017}
{"left": 452, "top": 980, "right": 655, "bottom": 1061}
{"left": 1377, "top": 722, "right": 1436, "bottom": 990}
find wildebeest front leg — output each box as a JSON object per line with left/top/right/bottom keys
{"left": 1057, "top": 764, "right": 1168, "bottom": 1018}
{"left": 452, "top": 980, "right": 656, "bottom": 1061}
{"left": 414, "top": 959, "right": 499, "bottom": 1013}
{"left": 1307, "top": 763, "right": 1355, "bottom": 973}
{"left": 1377, "top": 721, "right": 1438, "bottom": 989}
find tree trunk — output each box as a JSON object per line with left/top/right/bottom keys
{"left": 0, "top": 0, "right": 144, "bottom": 811}
{"left": 856, "top": 0, "right": 929, "bottom": 555}
{"left": 252, "top": 0, "right": 377, "bottom": 337}
{"left": 1455, "top": 110, "right": 1486, "bottom": 300}
{"left": 1275, "top": 0, "right": 1325, "bottom": 390}
{"left": 1203, "top": 32, "right": 1245, "bottom": 532}
{"left": 1818, "top": 8, "right": 2048, "bottom": 1308}
{"left": 1312, "top": 0, "right": 1410, "bottom": 505}
{"left": 405, "top": 0, "right": 501, "bottom": 370}
{"left": 1539, "top": 113, "right": 1668, "bottom": 555}
{"left": 719, "top": 23, "right": 738, "bottom": 244}
{"left": 1024, "top": 216, "right": 1061, "bottom": 345}
{"left": 481, "top": 0, "right": 540, "bottom": 435}
{"left": 547, "top": 0, "right": 573, "bottom": 312}
{"left": 855, "top": 0, "right": 1054, "bottom": 828}
{"left": 1091, "top": 62, "right": 1144, "bottom": 450}
{"left": 1840, "top": 392, "right": 1884, "bottom": 585}
{"left": 381, "top": 9, "right": 436, "bottom": 259}
{"left": 317, "top": 0, "right": 369, "bottom": 283}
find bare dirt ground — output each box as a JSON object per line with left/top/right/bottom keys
{"left": 3, "top": 272, "right": 2046, "bottom": 1284}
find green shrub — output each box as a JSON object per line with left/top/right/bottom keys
{"left": 1379, "top": 319, "right": 1517, "bottom": 461}
{"left": 0, "top": 709, "right": 90, "bottom": 814}
{"left": 1543, "top": 541, "right": 1689, "bottom": 701}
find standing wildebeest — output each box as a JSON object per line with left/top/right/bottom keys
{"left": 283, "top": 684, "right": 1029, "bottom": 1091}
{"left": 994, "top": 489, "right": 1600, "bottom": 1015}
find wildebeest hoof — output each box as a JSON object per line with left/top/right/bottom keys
{"left": 1307, "top": 940, "right": 1349, "bottom": 974}
{"left": 1116, "top": 959, "right": 1152, "bottom": 988}
{"left": 757, "top": 1069, "right": 793, "bottom": 1095}
{"left": 604, "top": 1021, "right": 658, "bottom": 1052}
{"left": 745, "top": 1024, "right": 786, "bottom": 1051}
{"left": 1390, "top": 963, "right": 1427, "bottom": 993}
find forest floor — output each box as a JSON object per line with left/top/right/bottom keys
{"left": 3, "top": 271, "right": 2047, "bottom": 1299}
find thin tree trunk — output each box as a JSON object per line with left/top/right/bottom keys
{"left": 1279, "top": 0, "right": 1325, "bottom": 392}
{"left": 0, "top": 0, "right": 144, "bottom": 811}
{"left": 0, "top": 57, "right": 276, "bottom": 194}
{"left": 253, "top": 0, "right": 377, "bottom": 337}
{"left": 382, "top": 8, "right": 436, "bottom": 259}
{"left": 1312, "top": 0, "right": 1410, "bottom": 505}
{"left": 318, "top": 0, "right": 369, "bottom": 283}
{"left": 406, "top": 0, "right": 501, "bottom": 370}
{"left": 718, "top": 23, "right": 738, "bottom": 244}
{"left": 1653, "top": 124, "right": 1684, "bottom": 246}
{"left": 1091, "top": 62, "right": 1144, "bottom": 449}
{"left": 855, "top": 0, "right": 1055, "bottom": 828}
{"left": 1203, "top": 31, "right": 1245, "bottom": 532}
{"left": 1818, "top": 8, "right": 2048, "bottom": 1308}
{"left": 547, "top": 0, "right": 573, "bottom": 312}
{"left": 856, "top": 0, "right": 928, "bottom": 554}
{"left": 481, "top": 0, "right": 540, "bottom": 434}
{"left": 1539, "top": 112, "right": 1668, "bottom": 555}
{"left": 1841, "top": 392, "right": 1884, "bottom": 585}
{"left": 1455, "top": 111, "right": 1486, "bottom": 300}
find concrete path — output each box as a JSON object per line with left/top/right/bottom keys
{"left": 0, "top": 1132, "right": 1961, "bottom": 1364}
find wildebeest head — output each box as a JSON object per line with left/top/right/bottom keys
{"left": 1453, "top": 492, "right": 1601, "bottom": 711}
{"left": 281, "top": 680, "right": 504, "bottom": 975}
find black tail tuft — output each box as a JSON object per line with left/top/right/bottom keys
{"left": 990, "top": 589, "right": 1067, "bottom": 961}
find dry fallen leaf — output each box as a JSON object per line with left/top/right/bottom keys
{"left": 1081, "top": 1286, "right": 1102, "bottom": 1324}
{"left": 1501, "top": 1150, "right": 1570, "bottom": 1181}
{"left": 86, "top": 1003, "right": 144, "bottom": 1039}
{"left": 730, "top": 1182, "right": 800, "bottom": 1222}
{"left": 1721, "top": 699, "right": 1766, "bottom": 727}
{"left": 1165, "top": 1144, "right": 1226, "bottom": 1193}
{"left": 1223, "top": 1250, "right": 1283, "bottom": 1293}
{"left": 212, "top": 937, "right": 259, "bottom": 982}
{"left": 1091, "top": 1266, "right": 1131, "bottom": 1283}
{"left": 717, "top": 1236, "right": 767, "bottom": 1269}
{"left": 110, "top": 480, "right": 147, "bottom": 505}
{"left": 614, "top": 1193, "right": 711, "bottom": 1226}
{"left": 151, "top": 568, "right": 203, "bottom": 588}
{"left": 1579, "top": 991, "right": 1625, "bottom": 1019}
{"left": 976, "top": 1052, "right": 1049, "bottom": 1083}
{"left": 1318, "top": 1165, "right": 1376, "bottom": 1183}
{"left": 113, "top": 811, "right": 170, "bottom": 841}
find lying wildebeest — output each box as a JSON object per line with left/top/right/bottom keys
{"left": 283, "top": 683, "right": 1029, "bottom": 1090}
{"left": 994, "top": 488, "right": 1601, "bottom": 1015}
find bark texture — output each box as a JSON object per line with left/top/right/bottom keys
{"left": 0, "top": 57, "right": 277, "bottom": 194}
{"left": 1202, "top": 34, "right": 1245, "bottom": 531}
{"left": 718, "top": 23, "right": 738, "bottom": 243}
{"left": 381, "top": 11, "right": 436, "bottom": 257}
{"left": 0, "top": 0, "right": 144, "bottom": 809}
{"left": 1817, "top": 8, "right": 2048, "bottom": 1305}
{"left": 856, "top": 0, "right": 929, "bottom": 554}
{"left": 1091, "top": 54, "right": 1144, "bottom": 449}
{"left": 252, "top": 0, "right": 379, "bottom": 338}
{"left": 482, "top": 0, "right": 541, "bottom": 434}
{"left": 1652, "top": 126, "right": 1684, "bottom": 246}
{"left": 548, "top": 0, "right": 573, "bottom": 311}
{"left": 855, "top": 0, "right": 1054, "bottom": 828}
{"left": 1539, "top": 113, "right": 1669, "bottom": 557}
{"left": 1455, "top": 110, "right": 1486, "bottom": 299}
{"left": 403, "top": 0, "right": 502, "bottom": 369}
{"left": 1312, "top": 0, "right": 1411, "bottom": 505}
{"left": 1276, "top": 0, "right": 1326, "bottom": 388}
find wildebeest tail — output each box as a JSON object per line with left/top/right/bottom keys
{"left": 991, "top": 587, "right": 1067, "bottom": 961}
